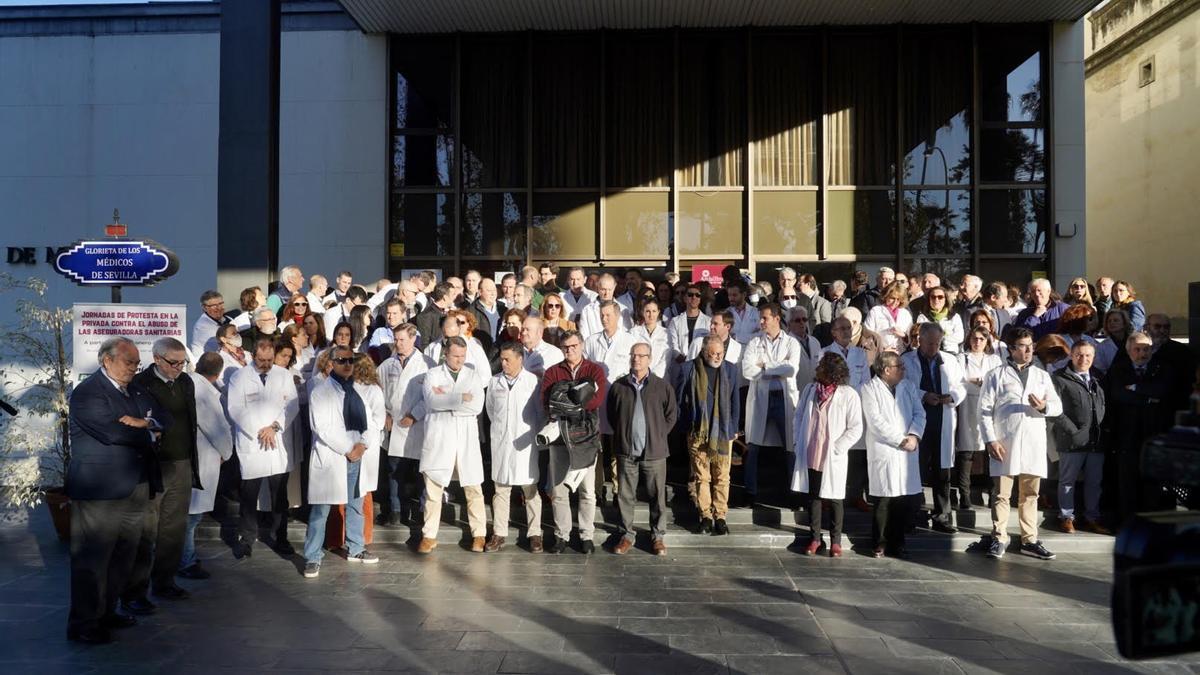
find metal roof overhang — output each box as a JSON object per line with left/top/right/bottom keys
{"left": 335, "top": 0, "right": 1104, "bottom": 34}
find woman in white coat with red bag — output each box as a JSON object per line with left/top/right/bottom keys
{"left": 790, "top": 352, "right": 863, "bottom": 558}
{"left": 302, "top": 348, "right": 385, "bottom": 578}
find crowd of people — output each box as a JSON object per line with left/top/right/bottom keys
{"left": 65, "top": 261, "right": 1195, "bottom": 645}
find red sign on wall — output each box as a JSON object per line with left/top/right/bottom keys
{"left": 691, "top": 265, "right": 726, "bottom": 288}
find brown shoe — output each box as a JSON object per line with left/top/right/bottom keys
{"left": 471, "top": 536, "right": 486, "bottom": 553}
{"left": 529, "top": 535, "right": 543, "bottom": 553}
{"left": 1060, "top": 518, "right": 1075, "bottom": 534}
{"left": 416, "top": 537, "right": 438, "bottom": 554}
{"left": 652, "top": 540, "right": 667, "bottom": 556}
{"left": 611, "top": 538, "right": 633, "bottom": 555}
{"left": 484, "top": 535, "right": 505, "bottom": 552}
{"left": 1081, "top": 519, "right": 1112, "bottom": 536}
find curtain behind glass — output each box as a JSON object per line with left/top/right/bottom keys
{"left": 827, "top": 34, "right": 897, "bottom": 186}
{"left": 752, "top": 35, "right": 818, "bottom": 186}
{"left": 679, "top": 34, "right": 745, "bottom": 187}
{"left": 607, "top": 35, "right": 672, "bottom": 188}
{"left": 533, "top": 35, "right": 600, "bottom": 188}
{"left": 461, "top": 38, "right": 526, "bottom": 188}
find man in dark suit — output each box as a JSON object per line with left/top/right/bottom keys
{"left": 67, "top": 337, "right": 170, "bottom": 644}
{"left": 121, "top": 337, "right": 201, "bottom": 613}
{"left": 1146, "top": 313, "right": 1197, "bottom": 426}
{"left": 1106, "top": 332, "right": 1172, "bottom": 525}
{"left": 414, "top": 282, "right": 454, "bottom": 348}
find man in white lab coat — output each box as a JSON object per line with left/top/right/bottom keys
{"left": 520, "top": 315, "right": 564, "bottom": 379}
{"left": 376, "top": 323, "right": 431, "bottom": 527}
{"left": 189, "top": 290, "right": 229, "bottom": 357}
{"left": 667, "top": 283, "right": 712, "bottom": 386}
{"left": 979, "top": 327, "right": 1063, "bottom": 561}
{"left": 417, "top": 338, "right": 487, "bottom": 555}
{"left": 484, "top": 344, "right": 545, "bottom": 553}
{"left": 561, "top": 266, "right": 598, "bottom": 324}
{"left": 584, "top": 300, "right": 641, "bottom": 502}
{"left": 741, "top": 303, "right": 802, "bottom": 505}
{"left": 578, "top": 273, "right": 632, "bottom": 338}
{"left": 178, "top": 353, "right": 233, "bottom": 580}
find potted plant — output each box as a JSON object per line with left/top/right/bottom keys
{"left": 0, "top": 274, "right": 73, "bottom": 540}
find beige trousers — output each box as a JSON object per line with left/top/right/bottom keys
{"left": 423, "top": 477, "right": 486, "bottom": 539}
{"left": 992, "top": 473, "right": 1040, "bottom": 545}
{"left": 491, "top": 483, "right": 542, "bottom": 538}
{"left": 688, "top": 433, "right": 732, "bottom": 520}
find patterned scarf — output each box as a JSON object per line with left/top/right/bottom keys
{"left": 690, "top": 359, "right": 723, "bottom": 453}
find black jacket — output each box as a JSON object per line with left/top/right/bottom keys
{"left": 1105, "top": 357, "right": 1172, "bottom": 454}
{"left": 1051, "top": 367, "right": 1106, "bottom": 453}
{"left": 468, "top": 298, "right": 502, "bottom": 353}
{"left": 414, "top": 304, "right": 446, "bottom": 349}
{"left": 849, "top": 288, "right": 879, "bottom": 315}
{"left": 132, "top": 367, "right": 201, "bottom": 488}
{"left": 1150, "top": 339, "right": 1197, "bottom": 420}
{"left": 606, "top": 373, "right": 679, "bottom": 461}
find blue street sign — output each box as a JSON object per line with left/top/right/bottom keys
{"left": 54, "top": 240, "right": 179, "bottom": 287}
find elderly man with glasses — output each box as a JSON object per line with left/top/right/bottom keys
{"left": 190, "top": 290, "right": 229, "bottom": 357}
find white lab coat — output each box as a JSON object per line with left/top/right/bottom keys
{"left": 956, "top": 352, "right": 1004, "bottom": 453}
{"left": 861, "top": 377, "right": 927, "bottom": 498}
{"left": 915, "top": 313, "right": 966, "bottom": 354}
{"left": 520, "top": 340, "right": 564, "bottom": 379}
{"left": 631, "top": 324, "right": 669, "bottom": 378}
{"left": 187, "top": 373, "right": 233, "bottom": 515}
{"left": 307, "top": 377, "right": 385, "bottom": 505}
{"left": 901, "top": 350, "right": 967, "bottom": 468}
{"left": 423, "top": 337, "right": 492, "bottom": 386}
{"left": 226, "top": 364, "right": 299, "bottom": 480}
{"left": 306, "top": 290, "right": 327, "bottom": 314}
{"left": 486, "top": 370, "right": 544, "bottom": 486}
{"left": 378, "top": 350, "right": 432, "bottom": 459}
{"left": 577, "top": 301, "right": 633, "bottom": 338}
{"left": 667, "top": 312, "right": 711, "bottom": 382}
{"left": 979, "top": 362, "right": 1063, "bottom": 478}
{"left": 584, "top": 329, "right": 640, "bottom": 434}
{"left": 789, "top": 384, "right": 863, "bottom": 499}
{"left": 864, "top": 305, "right": 914, "bottom": 352}
{"left": 420, "top": 364, "right": 486, "bottom": 487}
{"left": 219, "top": 350, "right": 248, "bottom": 387}
{"left": 742, "top": 332, "right": 803, "bottom": 447}
{"left": 823, "top": 342, "right": 871, "bottom": 390}
{"left": 190, "top": 313, "right": 222, "bottom": 357}
{"left": 792, "top": 334, "right": 824, "bottom": 392}
{"left": 728, "top": 304, "right": 760, "bottom": 344}
{"left": 561, "top": 287, "right": 598, "bottom": 323}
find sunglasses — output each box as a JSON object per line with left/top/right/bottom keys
{"left": 929, "top": 295, "right": 946, "bottom": 300}
{"left": 456, "top": 319, "right": 468, "bottom": 325}
{"left": 686, "top": 292, "right": 701, "bottom": 298}
{"left": 544, "top": 303, "right": 562, "bottom": 309}
{"left": 333, "top": 357, "right": 355, "bottom": 365}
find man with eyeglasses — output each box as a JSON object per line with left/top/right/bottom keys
{"left": 668, "top": 284, "right": 712, "bottom": 386}
{"left": 190, "top": 290, "right": 229, "bottom": 357}
{"left": 797, "top": 274, "right": 832, "bottom": 332}
{"left": 775, "top": 266, "right": 799, "bottom": 309}
{"left": 788, "top": 306, "right": 823, "bottom": 391}
{"left": 980, "top": 327, "right": 1062, "bottom": 560}
{"left": 122, "top": 338, "right": 200, "bottom": 613}
{"left": 585, "top": 301, "right": 639, "bottom": 505}
{"left": 267, "top": 265, "right": 304, "bottom": 315}
{"left": 1093, "top": 276, "right": 1115, "bottom": 317}
{"left": 241, "top": 305, "right": 279, "bottom": 348}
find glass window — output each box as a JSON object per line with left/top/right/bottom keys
{"left": 461, "top": 37, "right": 526, "bottom": 188}
{"left": 753, "top": 191, "right": 817, "bottom": 256}
{"left": 902, "top": 31, "right": 971, "bottom": 186}
{"left": 533, "top": 35, "right": 600, "bottom": 188}
{"left": 755, "top": 261, "right": 855, "bottom": 294}
{"left": 981, "top": 129, "right": 1045, "bottom": 183}
{"left": 393, "top": 39, "right": 454, "bottom": 130}
{"left": 531, "top": 192, "right": 596, "bottom": 259}
{"left": 389, "top": 193, "right": 454, "bottom": 258}
{"left": 828, "top": 33, "right": 897, "bottom": 186}
{"left": 980, "top": 28, "right": 1044, "bottom": 123}
{"left": 677, "top": 191, "right": 743, "bottom": 257}
{"left": 903, "top": 189, "right": 971, "bottom": 255}
{"left": 462, "top": 192, "right": 526, "bottom": 258}
{"left": 901, "top": 258, "right": 971, "bottom": 288}
{"left": 977, "top": 259, "right": 1048, "bottom": 289}
{"left": 979, "top": 189, "right": 1047, "bottom": 254}
{"left": 825, "top": 190, "right": 896, "bottom": 255}
{"left": 392, "top": 135, "right": 453, "bottom": 188}
{"left": 604, "top": 192, "right": 670, "bottom": 259}
{"left": 753, "top": 35, "right": 819, "bottom": 186}
{"left": 679, "top": 34, "right": 745, "bottom": 187}
{"left": 607, "top": 35, "right": 673, "bottom": 188}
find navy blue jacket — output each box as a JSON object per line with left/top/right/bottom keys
{"left": 67, "top": 370, "right": 171, "bottom": 500}
{"left": 675, "top": 358, "right": 741, "bottom": 445}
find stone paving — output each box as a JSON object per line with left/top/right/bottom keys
{"left": 0, "top": 505, "right": 1196, "bottom": 674}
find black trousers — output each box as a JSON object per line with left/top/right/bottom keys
{"left": 918, "top": 441, "right": 952, "bottom": 524}
{"left": 804, "top": 469, "right": 844, "bottom": 544}
{"left": 845, "top": 449, "right": 868, "bottom": 502}
{"left": 1117, "top": 450, "right": 1167, "bottom": 526}
{"left": 616, "top": 456, "right": 668, "bottom": 542}
{"left": 69, "top": 482, "right": 148, "bottom": 635}
{"left": 123, "top": 459, "right": 191, "bottom": 600}
{"left": 953, "top": 451, "right": 976, "bottom": 506}
{"left": 238, "top": 472, "right": 289, "bottom": 545}
{"left": 872, "top": 494, "right": 913, "bottom": 552}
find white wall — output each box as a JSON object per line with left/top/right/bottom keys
{"left": 1051, "top": 19, "right": 1088, "bottom": 293}
{"left": 0, "top": 27, "right": 387, "bottom": 372}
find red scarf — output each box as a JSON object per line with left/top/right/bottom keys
{"left": 816, "top": 382, "right": 837, "bottom": 404}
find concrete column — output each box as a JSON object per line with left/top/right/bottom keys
{"left": 1051, "top": 19, "right": 1087, "bottom": 290}
{"left": 217, "top": 0, "right": 280, "bottom": 303}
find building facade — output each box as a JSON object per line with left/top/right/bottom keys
{"left": 1085, "top": 0, "right": 1200, "bottom": 324}
{"left": 0, "top": 0, "right": 1094, "bottom": 319}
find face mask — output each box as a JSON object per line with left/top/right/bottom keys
{"left": 748, "top": 293, "right": 761, "bottom": 304}
{"left": 228, "top": 335, "right": 243, "bottom": 349}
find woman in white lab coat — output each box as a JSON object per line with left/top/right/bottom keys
{"left": 914, "top": 286, "right": 965, "bottom": 354}
{"left": 630, "top": 299, "right": 670, "bottom": 378}
{"left": 860, "top": 352, "right": 927, "bottom": 557}
{"left": 864, "top": 282, "right": 914, "bottom": 352}
{"left": 956, "top": 327, "right": 1004, "bottom": 506}
{"left": 302, "top": 350, "right": 385, "bottom": 572}
{"left": 790, "top": 352, "right": 863, "bottom": 557}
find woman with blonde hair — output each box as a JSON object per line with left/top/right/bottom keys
{"left": 956, "top": 327, "right": 1004, "bottom": 507}
{"left": 1065, "top": 277, "right": 1094, "bottom": 307}
{"left": 539, "top": 291, "right": 576, "bottom": 347}
{"left": 864, "top": 281, "right": 913, "bottom": 352}
{"left": 914, "top": 286, "right": 964, "bottom": 354}
{"left": 1112, "top": 280, "right": 1146, "bottom": 332}
{"left": 967, "top": 309, "right": 1008, "bottom": 359}
{"left": 1094, "top": 308, "right": 1132, "bottom": 373}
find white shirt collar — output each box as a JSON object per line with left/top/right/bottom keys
{"left": 100, "top": 367, "right": 129, "bottom": 395}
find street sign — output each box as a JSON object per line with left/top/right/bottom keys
{"left": 54, "top": 240, "right": 178, "bottom": 286}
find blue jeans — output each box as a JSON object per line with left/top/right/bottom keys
{"left": 178, "top": 512, "right": 203, "bottom": 569}
{"left": 745, "top": 390, "right": 786, "bottom": 495}
{"left": 1057, "top": 452, "right": 1104, "bottom": 521}
{"left": 303, "top": 460, "right": 365, "bottom": 563}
